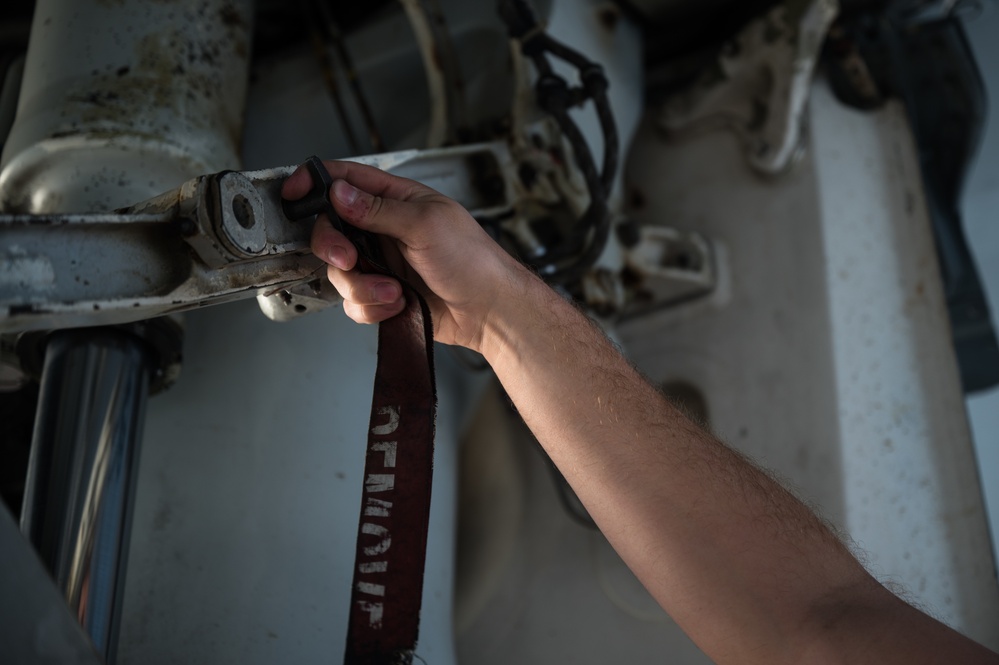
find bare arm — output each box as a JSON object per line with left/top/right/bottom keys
{"left": 283, "top": 162, "right": 999, "bottom": 665}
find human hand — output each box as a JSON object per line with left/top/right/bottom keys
{"left": 282, "top": 160, "right": 536, "bottom": 354}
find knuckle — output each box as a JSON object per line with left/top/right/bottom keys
{"left": 326, "top": 265, "right": 345, "bottom": 292}
{"left": 366, "top": 195, "right": 386, "bottom": 223}
{"left": 350, "top": 284, "right": 370, "bottom": 305}
{"left": 406, "top": 201, "right": 439, "bottom": 235}
{"left": 341, "top": 299, "right": 401, "bottom": 325}
{"left": 326, "top": 265, "right": 340, "bottom": 287}
{"left": 342, "top": 301, "right": 373, "bottom": 325}
{"left": 328, "top": 267, "right": 365, "bottom": 304}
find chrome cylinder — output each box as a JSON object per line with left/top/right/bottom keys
{"left": 4, "top": 2, "right": 251, "bottom": 658}
{"left": 21, "top": 330, "right": 152, "bottom": 662}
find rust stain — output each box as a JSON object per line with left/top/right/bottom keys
{"left": 42, "top": 0, "right": 250, "bottom": 153}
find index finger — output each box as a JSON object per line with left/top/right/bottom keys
{"left": 281, "top": 159, "right": 428, "bottom": 203}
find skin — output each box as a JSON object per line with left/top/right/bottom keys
{"left": 282, "top": 160, "right": 999, "bottom": 665}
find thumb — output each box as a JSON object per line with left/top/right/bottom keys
{"left": 330, "top": 179, "right": 430, "bottom": 243}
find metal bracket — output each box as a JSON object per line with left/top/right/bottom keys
{"left": 579, "top": 225, "right": 716, "bottom": 316}
{"left": 659, "top": 0, "right": 839, "bottom": 175}
{"left": 0, "top": 142, "right": 519, "bottom": 333}
{"left": 623, "top": 226, "right": 715, "bottom": 315}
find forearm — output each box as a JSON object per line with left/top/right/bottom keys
{"left": 297, "top": 163, "right": 999, "bottom": 664}
{"left": 481, "top": 273, "right": 890, "bottom": 664}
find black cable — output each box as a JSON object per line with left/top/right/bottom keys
{"left": 543, "top": 200, "right": 610, "bottom": 284}
{"left": 527, "top": 57, "right": 615, "bottom": 279}
{"left": 539, "top": 39, "right": 619, "bottom": 198}
{"left": 528, "top": 104, "right": 606, "bottom": 268}
{"left": 535, "top": 32, "right": 593, "bottom": 71}
{"left": 499, "top": 0, "right": 619, "bottom": 285}
{"left": 498, "top": 0, "right": 543, "bottom": 42}
{"left": 545, "top": 94, "right": 604, "bottom": 196}
{"left": 590, "top": 75, "right": 618, "bottom": 196}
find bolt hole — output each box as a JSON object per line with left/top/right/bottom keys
{"left": 294, "top": 304, "right": 307, "bottom": 313}
{"left": 662, "top": 244, "right": 699, "bottom": 271}
{"left": 232, "top": 194, "right": 255, "bottom": 229}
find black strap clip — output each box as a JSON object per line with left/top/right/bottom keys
{"left": 283, "top": 155, "right": 385, "bottom": 269}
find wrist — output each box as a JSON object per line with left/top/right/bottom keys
{"left": 478, "top": 263, "right": 554, "bottom": 367}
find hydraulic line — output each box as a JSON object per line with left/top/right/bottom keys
{"left": 499, "top": 0, "right": 619, "bottom": 284}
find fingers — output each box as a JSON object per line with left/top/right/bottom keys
{"left": 311, "top": 214, "right": 358, "bottom": 271}
{"left": 342, "top": 298, "right": 407, "bottom": 325}
{"left": 328, "top": 266, "right": 404, "bottom": 308}
{"left": 311, "top": 210, "right": 406, "bottom": 325}
{"left": 327, "top": 179, "right": 431, "bottom": 240}
{"left": 330, "top": 267, "right": 406, "bottom": 324}
{"left": 284, "top": 159, "right": 449, "bottom": 244}
{"left": 282, "top": 159, "right": 425, "bottom": 204}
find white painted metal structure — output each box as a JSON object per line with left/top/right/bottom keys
{"left": 624, "top": 78, "right": 999, "bottom": 652}
{"left": 0, "top": 0, "right": 251, "bottom": 213}
{"left": 2, "top": 0, "right": 998, "bottom": 662}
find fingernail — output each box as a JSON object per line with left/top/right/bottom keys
{"left": 329, "top": 245, "right": 348, "bottom": 270}
{"left": 333, "top": 179, "right": 358, "bottom": 205}
{"left": 374, "top": 282, "right": 401, "bottom": 304}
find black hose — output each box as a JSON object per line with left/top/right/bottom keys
{"left": 528, "top": 57, "right": 617, "bottom": 277}
{"left": 542, "top": 200, "right": 610, "bottom": 284}
{"left": 535, "top": 33, "right": 593, "bottom": 71}
{"left": 500, "top": 0, "right": 619, "bottom": 285}
{"left": 528, "top": 103, "right": 606, "bottom": 267}
{"left": 594, "top": 90, "right": 618, "bottom": 196}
